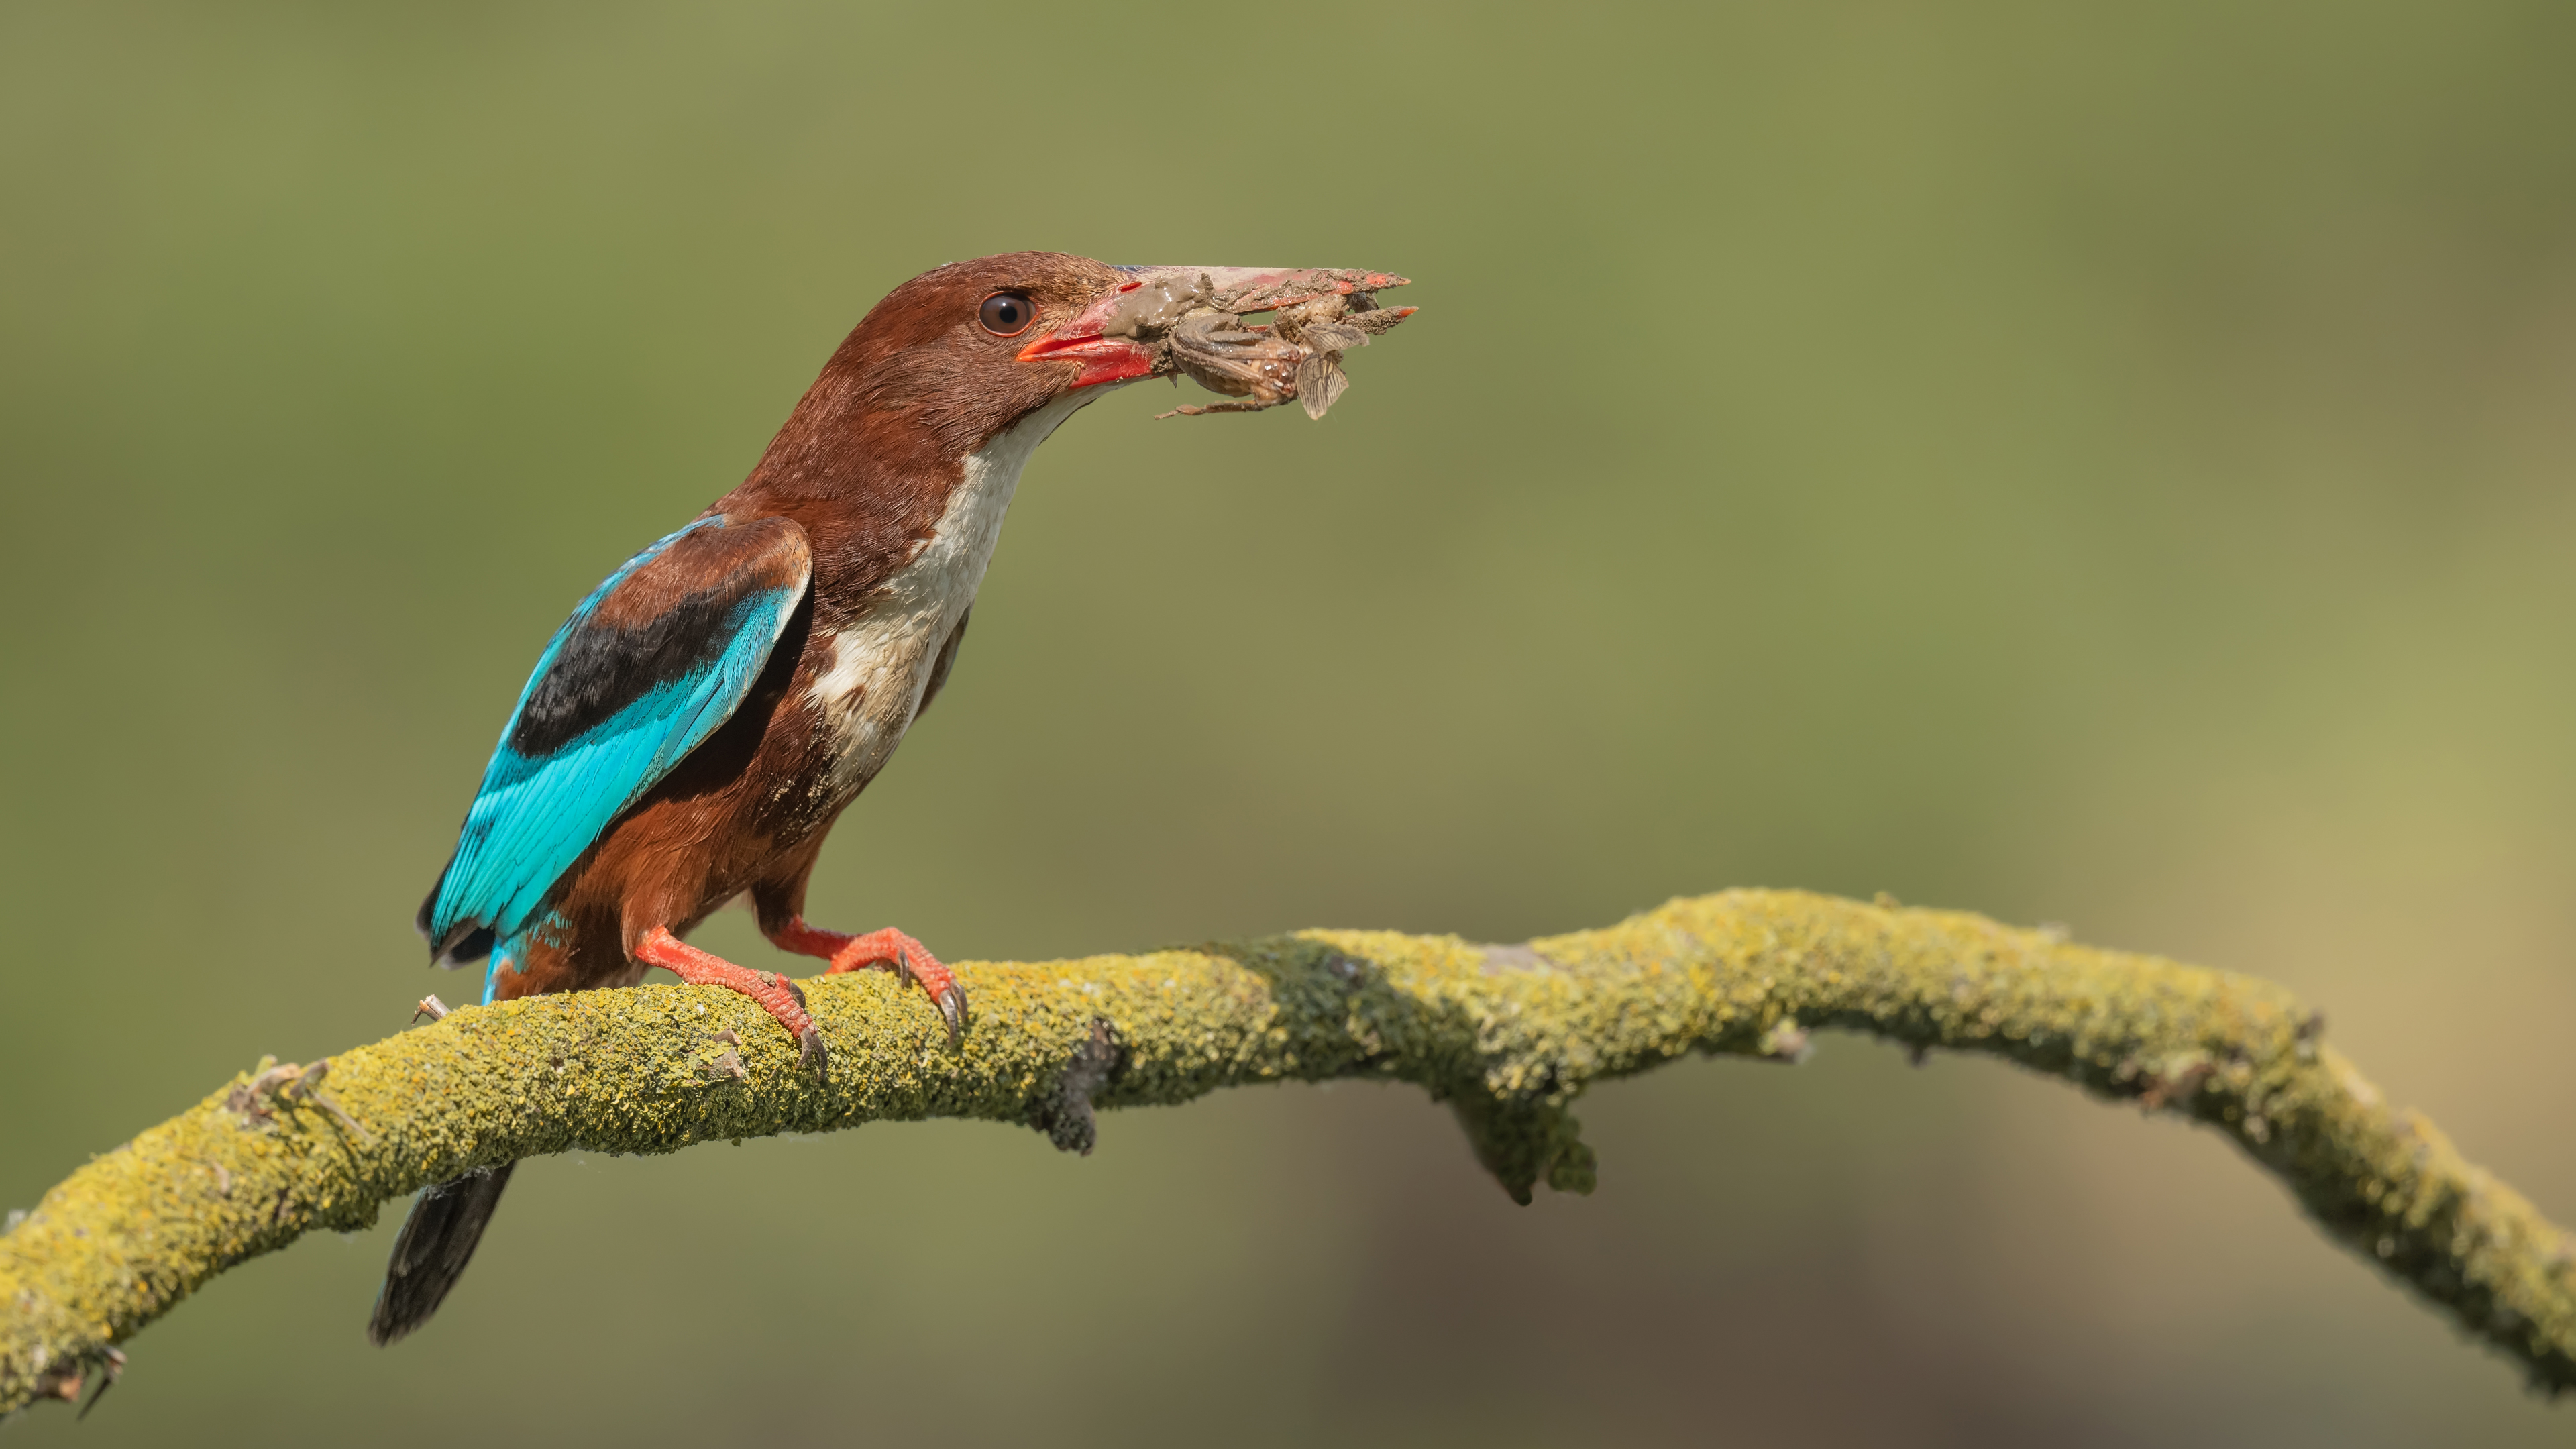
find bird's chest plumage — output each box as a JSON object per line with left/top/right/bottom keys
{"left": 797, "top": 394, "right": 1083, "bottom": 805}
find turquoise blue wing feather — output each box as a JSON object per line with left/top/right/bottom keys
{"left": 419, "top": 514, "right": 812, "bottom": 985}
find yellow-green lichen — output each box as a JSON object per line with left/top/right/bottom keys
{"left": 2, "top": 889, "right": 2570, "bottom": 1411}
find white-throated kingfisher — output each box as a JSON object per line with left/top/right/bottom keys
{"left": 370, "top": 252, "right": 1410, "bottom": 1344}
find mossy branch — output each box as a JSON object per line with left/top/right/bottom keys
{"left": 5, "top": 888, "right": 2572, "bottom": 1411}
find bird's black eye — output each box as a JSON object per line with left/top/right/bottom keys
{"left": 979, "top": 292, "right": 1035, "bottom": 337}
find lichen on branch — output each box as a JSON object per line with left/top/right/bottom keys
{"left": 3, "top": 888, "right": 2571, "bottom": 1412}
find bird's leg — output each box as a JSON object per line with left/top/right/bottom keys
{"left": 767, "top": 916, "right": 965, "bottom": 1047}
{"left": 633, "top": 926, "right": 827, "bottom": 1074}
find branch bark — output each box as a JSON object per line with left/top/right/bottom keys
{"left": 4, "top": 888, "right": 2571, "bottom": 1411}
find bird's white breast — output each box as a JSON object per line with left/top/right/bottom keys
{"left": 802, "top": 391, "right": 1090, "bottom": 798}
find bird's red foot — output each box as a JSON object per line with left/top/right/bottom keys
{"left": 634, "top": 926, "right": 827, "bottom": 1074}
{"left": 769, "top": 918, "right": 965, "bottom": 1046}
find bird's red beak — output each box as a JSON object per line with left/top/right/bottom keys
{"left": 1018, "top": 266, "right": 1411, "bottom": 390}
{"left": 1012, "top": 326, "right": 1161, "bottom": 390}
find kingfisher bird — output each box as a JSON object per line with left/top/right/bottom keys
{"left": 370, "top": 252, "right": 1410, "bottom": 1344}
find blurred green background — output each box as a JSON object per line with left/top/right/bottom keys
{"left": 4, "top": 1, "right": 2573, "bottom": 1443}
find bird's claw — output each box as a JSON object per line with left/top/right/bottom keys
{"left": 886, "top": 946, "right": 963, "bottom": 1048}
{"left": 634, "top": 927, "right": 828, "bottom": 1085}
{"left": 790, "top": 922, "right": 965, "bottom": 1049}
{"left": 797, "top": 1025, "right": 829, "bottom": 1079}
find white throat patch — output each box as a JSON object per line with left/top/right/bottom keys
{"left": 803, "top": 390, "right": 1093, "bottom": 796}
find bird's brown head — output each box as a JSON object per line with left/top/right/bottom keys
{"left": 845, "top": 253, "right": 1411, "bottom": 445}
{"left": 747, "top": 252, "right": 1410, "bottom": 501}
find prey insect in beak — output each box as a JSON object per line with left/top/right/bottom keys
{"left": 1021, "top": 266, "right": 1415, "bottom": 415}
